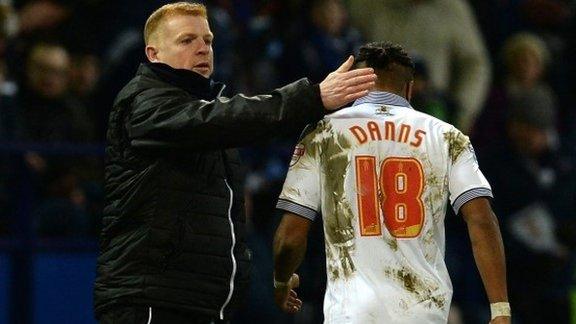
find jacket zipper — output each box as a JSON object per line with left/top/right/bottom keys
{"left": 219, "top": 179, "right": 237, "bottom": 320}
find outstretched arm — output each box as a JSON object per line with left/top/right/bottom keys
{"left": 128, "top": 56, "right": 375, "bottom": 151}
{"left": 461, "top": 197, "right": 510, "bottom": 324}
{"left": 273, "top": 212, "right": 313, "bottom": 313}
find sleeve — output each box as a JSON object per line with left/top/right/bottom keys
{"left": 447, "top": 129, "right": 493, "bottom": 214}
{"left": 276, "top": 126, "right": 322, "bottom": 221}
{"left": 127, "top": 78, "right": 324, "bottom": 150}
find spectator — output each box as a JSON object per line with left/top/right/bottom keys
{"left": 479, "top": 90, "right": 575, "bottom": 324}
{"left": 17, "top": 42, "right": 98, "bottom": 238}
{"left": 68, "top": 50, "right": 101, "bottom": 141}
{"left": 4, "top": 0, "right": 71, "bottom": 82}
{"left": 469, "top": 0, "right": 574, "bottom": 140}
{"left": 285, "top": 0, "right": 362, "bottom": 83}
{"left": 233, "top": 1, "right": 287, "bottom": 93}
{"left": 68, "top": 51, "right": 100, "bottom": 102}
{"left": 348, "top": 0, "right": 491, "bottom": 133}
{"left": 19, "top": 42, "right": 94, "bottom": 142}
{"left": 472, "top": 32, "right": 557, "bottom": 151}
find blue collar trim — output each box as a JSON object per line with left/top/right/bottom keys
{"left": 352, "top": 91, "right": 412, "bottom": 108}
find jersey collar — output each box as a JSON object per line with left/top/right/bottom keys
{"left": 352, "top": 91, "right": 413, "bottom": 109}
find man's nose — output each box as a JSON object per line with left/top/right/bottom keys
{"left": 197, "top": 39, "right": 210, "bottom": 54}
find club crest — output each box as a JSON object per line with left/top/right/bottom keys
{"left": 290, "top": 143, "right": 305, "bottom": 167}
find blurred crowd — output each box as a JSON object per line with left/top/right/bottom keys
{"left": 0, "top": 0, "right": 574, "bottom": 323}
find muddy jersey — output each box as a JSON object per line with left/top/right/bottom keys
{"left": 277, "top": 91, "right": 492, "bottom": 324}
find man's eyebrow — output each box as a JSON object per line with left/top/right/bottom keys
{"left": 176, "top": 32, "right": 197, "bottom": 39}
{"left": 176, "top": 32, "right": 214, "bottom": 40}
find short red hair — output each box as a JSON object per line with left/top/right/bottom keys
{"left": 144, "top": 2, "right": 207, "bottom": 45}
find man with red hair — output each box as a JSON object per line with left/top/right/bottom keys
{"left": 94, "top": 2, "right": 376, "bottom": 323}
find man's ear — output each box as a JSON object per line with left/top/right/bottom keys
{"left": 406, "top": 80, "right": 414, "bottom": 101}
{"left": 145, "top": 45, "right": 159, "bottom": 62}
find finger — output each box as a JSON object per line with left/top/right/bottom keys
{"left": 340, "top": 67, "right": 375, "bottom": 79}
{"left": 344, "top": 82, "right": 376, "bottom": 94}
{"left": 336, "top": 55, "right": 354, "bottom": 72}
{"left": 291, "top": 273, "right": 300, "bottom": 288}
{"left": 289, "top": 290, "right": 298, "bottom": 298}
{"left": 286, "top": 301, "right": 302, "bottom": 309}
{"left": 283, "top": 303, "right": 300, "bottom": 313}
{"left": 287, "top": 295, "right": 302, "bottom": 302}
{"left": 286, "top": 301, "right": 302, "bottom": 313}
{"left": 344, "top": 74, "right": 378, "bottom": 87}
{"left": 286, "top": 303, "right": 301, "bottom": 313}
{"left": 287, "top": 296, "right": 301, "bottom": 305}
{"left": 286, "top": 305, "right": 300, "bottom": 314}
{"left": 343, "top": 90, "right": 370, "bottom": 102}
{"left": 292, "top": 298, "right": 303, "bottom": 308}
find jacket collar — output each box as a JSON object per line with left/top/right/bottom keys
{"left": 352, "top": 91, "right": 412, "bottom": 109}
{"left": 138, "top": 62, "right": 225, "bottom": 100}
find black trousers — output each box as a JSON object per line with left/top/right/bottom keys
{"left": 99, "top": 305, "right": 230, "bottom": 324}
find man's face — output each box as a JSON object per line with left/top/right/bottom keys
{"left": 148, "top": 14, "right": 214, "bottom": 78}
{"left": 312, "top": 0, "right": 347, "bottom": 36}
{"left": 27, "top": 46, "right": 70, "bottom": 99}
{"left": 509, "top": 121, "right": 549, "bottom": 158}
{"left": 511, "top": 50, "right": 543, "bottom": 87}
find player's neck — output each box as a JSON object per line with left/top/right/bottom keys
{"left": 373, "top": 87, "right": 406, "bottom": 100}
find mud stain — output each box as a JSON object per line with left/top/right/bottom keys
{"left": 384, "top": 234, "right": 398, "bottom": 252}
{"left": 284, "top": 187, "right": 301, "bottom": 200}
{"left": 325, "top": 244, "right": 341, "bottom": 281}
{"left": 320, "top": 122, "right": 357, "bottom": 278}
{"left": 382, "top": 231, "right": 398, "bottom": 252}
{"left": 424, "top": 172, "right": 446, "bottom": 224}
{"left": 290, "top": 123, "right": 324, "bottom": 169}
{"left": 415, "top": 150, "right": 448, "bottom": 226}
{"left": 443, "top": 130, "right": 470, "bottom": 163}
{"left": 422, "top": 230, "right": 436, "bottom": 263}
{"left": 383, "top": 266, "right": 446, "bottom": 309}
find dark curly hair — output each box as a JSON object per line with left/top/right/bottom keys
{"left": 354, "top": 42, "right": 415, "bottom": 91}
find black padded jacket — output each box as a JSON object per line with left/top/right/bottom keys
{"left": 94, "top": 63, "right": 324, "bottom": 319}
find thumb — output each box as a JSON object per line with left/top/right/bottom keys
{"left": 336, "top": 55, "right": 354, "bottom": 72}
{"left": 290, "top": 273, "right": 300, "bottom": 288}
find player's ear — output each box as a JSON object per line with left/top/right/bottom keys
{"left": 405, "top": 80, "right": 414, "bottom": 102}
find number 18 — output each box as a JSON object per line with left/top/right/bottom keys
{"left": 355, "top": 156, "right": 425, "bottom": 239}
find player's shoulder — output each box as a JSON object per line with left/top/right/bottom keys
{"left": 405, "top": 108, "right": 473, "bottom": 155}
{"left": 295, "top": 119, "right": 331, "bottom": 145}
{"left": 297, "top": 123, "right": 318, "bottom": 142}
{"left": 402, "top": 106, "right": 458, "bottom": 132}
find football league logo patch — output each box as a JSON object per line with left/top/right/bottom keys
{"left": 290, "top": 144, "right": 305, "bottom": 167}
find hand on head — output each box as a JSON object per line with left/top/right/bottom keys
{"left": 320, "top": 56, "right": 377, "bottom": 110}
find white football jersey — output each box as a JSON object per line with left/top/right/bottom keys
{"left": 277, "top": 91, "right": 492, "bottom": 324}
